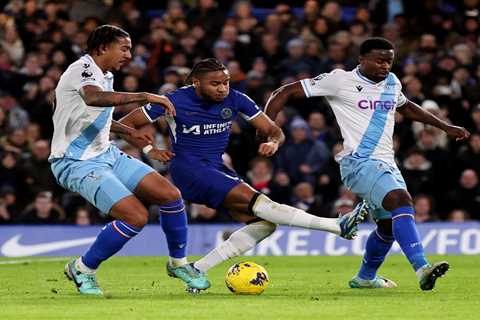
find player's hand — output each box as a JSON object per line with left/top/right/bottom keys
{"left": 130, "top": 130, "right": 153, "bottom": 145}
{"left": 147, "top": 148, "right": 175, "bottom": 162}
{"left": 145, "top": 93, "right": 176, "bottom": 116}
{"left": 445, "top": 125, "right": 470, "bottom": 141}
{"left": 258, "top": 141, "right": 279, "bottom": 157}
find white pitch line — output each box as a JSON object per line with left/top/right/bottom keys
{"left": 0, "top": 257, "right": 69, "bottom": 265}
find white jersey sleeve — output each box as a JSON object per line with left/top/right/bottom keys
{"left": 69, "top": 61, "right": 105, "bottom": 91}
{"left": 300, "top": 69, "right": 342, "bottom": 97}
{"left": 397, "top": 91, "right": 408, "bottom": 108}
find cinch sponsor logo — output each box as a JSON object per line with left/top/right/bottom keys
{"left": 357, "top": 99, "right": 396, "bottom": 111}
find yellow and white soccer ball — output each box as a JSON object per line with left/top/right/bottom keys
{"left": 225, "top": 261, "right": 269, "bottom": 295}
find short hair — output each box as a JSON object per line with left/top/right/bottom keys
{"left": 185, "top": 58, "right": 226, "bottom": 84}
{"left": 86, "top": 24, "right": 130, "bottom": 54}
{"left": 359, "top": 37, "right": 394, "bottom": 55}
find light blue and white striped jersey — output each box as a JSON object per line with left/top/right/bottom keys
{"left": 300, "top": 67, "right": 407, "bottom": 166}
{"left": 49, "top": 54, "right": 114, "bottom": 161}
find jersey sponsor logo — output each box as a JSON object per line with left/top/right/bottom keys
{"left": 220, "top": 107, "right": 233, "bottom": 119}
{"left": 357, "top": 99, "right": 395, "bottom": 111}
{"left": 81, "top": 70, "right": 93, "bottom": 78}
{"left": 182, "top": 124, "right": 201, "bottom": 135}
{"left": 182, "top": 122, "right": 232, "bottom": 135}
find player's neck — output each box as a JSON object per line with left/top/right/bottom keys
{"left": 358, "top": 66, "right": 383, "bottom": 83}
{"left": 89, "top": 54, "right": 110, "bottom": 73}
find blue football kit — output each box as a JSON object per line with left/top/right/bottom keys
{"left": 142, "top": 85, "right": 261, "bottom": 209}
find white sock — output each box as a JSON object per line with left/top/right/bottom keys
{"left": 252, "top": 194, "right": 341, "bottom": 235}
{"left": 169, "top": 256, "right": 188, "bottom": 267}
{"left": 194, "top": 221, "right": 276, "bottom": 272}
{"left": 76, "top": 257, "right": 96, "bottom": 274}
{"left": 416, "top": 263, "right": 430, "bottom": 280}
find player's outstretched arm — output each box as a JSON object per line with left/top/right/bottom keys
{"left": 250, "top": 113, "right": 285, "bottom": 157}
{"left": 79, "top": 85, "right": 176, "bottom": 115}
{"left": 111, "top": 120, "right": 153, "bottom": 145}
{"left": 264, "top": 82, "right": 306, "bottom": 121}
{"left": 397, "top": 100, "right": 470, "bottom": 141}
{"left": 119, "top": 107, "right": 175, "bottom": 162}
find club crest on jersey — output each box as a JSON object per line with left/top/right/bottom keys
{"left": 221, "top": 107, "right": 233, "bottom": 119}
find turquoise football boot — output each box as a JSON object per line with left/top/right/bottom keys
{"left": 167, "top": 262, "right": 211, "bottom": 293}
{"left": 64, "top": 259, "right": 103, "bottom": 296}
{"left": 349, "top": 275, "right": 397, "bottom": 288}
{"left": 338, "top": 200, "right": 369, "bottom": 239}
{"left": 418, "top": 261, "right": 449, "bottom": 291}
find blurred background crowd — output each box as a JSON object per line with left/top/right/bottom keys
{"left": 0, "top": 0, "right": 479, "bottom": 225}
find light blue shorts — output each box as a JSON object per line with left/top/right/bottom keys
{"left": 50, "top": 145, "right": 155, "bottom": 214}
{"left": 339, "top": 155, "right": 407, "bottom": 220}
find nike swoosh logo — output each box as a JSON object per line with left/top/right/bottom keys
{"left": 0, "top": 234, "right": 96, "bottom": 257}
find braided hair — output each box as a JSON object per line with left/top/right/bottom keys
{"left": 86, "top": 24, "right": 130, "bottom": 55}
{"left": 185, "top": 58, "right": 227, "bottom": 85}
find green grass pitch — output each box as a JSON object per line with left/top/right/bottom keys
{"left": 1, "top": 255, "right": 479, "bottom": 319}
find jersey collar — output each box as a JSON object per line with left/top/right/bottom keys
{"left": 354, "top": 66, "right": 386, "bottom": 85}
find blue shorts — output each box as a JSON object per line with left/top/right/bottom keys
{"left": 51, "top": 145, "right": 155, "bottom": 214}
{"left": 170, "top": 158, "right": 241, "bottom": 210}
{"left": 339, "top": 156, "right": 407, "bottom": 220}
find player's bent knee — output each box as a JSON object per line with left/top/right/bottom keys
{"left": 127, "top": 209, "right": 149, "bottom": 228}
{"left": 162, "top": 186, "right": 182, "bottom": 203}
{"left": 383, "top": 189, "right": 412, "bottom": 211}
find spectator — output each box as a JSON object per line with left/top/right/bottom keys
{"left": 18, "top": 191, "right": 64, "bottom": 224}
{"left": 276, "top": 117, "right": 330, "bottom": 184}
{"left": 293, "top": 181, "right": 325, "bottom": 216}
{"left": 448, "top": 209, "right": 470, "bottom": 223}
{"left": 74, "top": 207, "right": 92, "bottom": 226}
{"left": 413, "top": 194, "right": 437, "bottom": 223}
{"left": 445, "top": 169, "right": 480, "bottom": 220}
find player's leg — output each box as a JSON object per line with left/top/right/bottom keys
{"left": 52, "top": 150, "right": 150, "bottom": 295}
{"left": 66, "top": 175, "right": 149, "bottom": 295}
{"left": 382, "top": 188, "right": 448, "bottom": 290}
{"left": 132, "top": 172, "right": 210, "bottom": 290}
{"left": 349, "top": 216, "right": 397, "bottom": 288}
{"left": 223, "top": 183, "right": 367, "bottom": 239}
{"left": 193, "top": 213, "right": 277, "bottom": 273}
{"left": 133, "top": 172, "right": 187, "bottom": 266}
{"left": 112, "top": 151, "right": 209, "bottom": 290}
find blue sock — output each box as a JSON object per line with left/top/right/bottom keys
{"left": 159, "top": 199, "right": 188, "bottom": 259}
{"left": 392, "top": 206, "right": 429, "bottom": 271}
{"left": 82, "top": 220, "right": 142, "bottom": 269}
{"left": 358, "top": 229, "right": 394, "bottom": 280}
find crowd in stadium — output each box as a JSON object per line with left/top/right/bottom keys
{"left": 0, "top": 0, "right": 479, "bottom": 225}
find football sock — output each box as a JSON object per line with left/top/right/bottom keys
{"left": 159, "top": 199, "right": 188, "bottom": 262}
{"left": 357, "top": 229, "right": 394, "bottom": 280}
{"left": 82, "top": 220, "right": 142, "bottom": 270}
{"left": 194, "top": 221, "right": 276, "bottom": 272}
{"left": 392, "top": 206, "right": 429, "bottom": 272}
{"left": 251, "top": 194, "right": 341, "bottom": 235}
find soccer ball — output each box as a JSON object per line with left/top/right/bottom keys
{"left": 225, "top": 261, "right": 269, "bottom": 295}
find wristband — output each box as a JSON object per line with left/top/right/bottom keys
{"left": 142, "top": 145, "right": 153, "bottom": 154}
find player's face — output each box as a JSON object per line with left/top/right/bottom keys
{"left": 195, "top": 70, "right": 230, "bottom": 102}
{"left": 359, "top": 49, "right": 394, "bottom": 82}
{"left": 105, "top": 37, "right": 132, "bottom": 71}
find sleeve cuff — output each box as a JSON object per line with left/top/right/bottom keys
{"left": 239, "top": 109, "right": 262, "bottom": 121}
